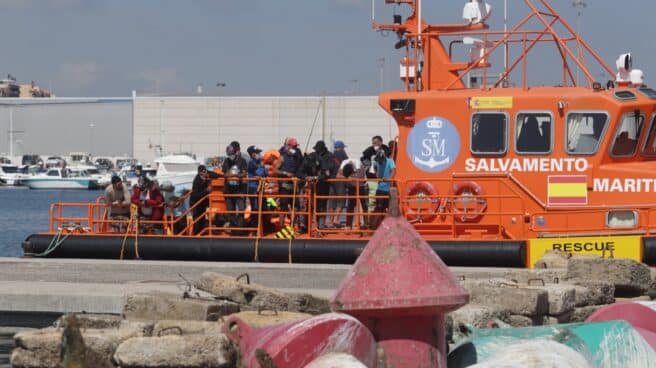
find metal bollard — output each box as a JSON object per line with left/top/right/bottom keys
{"left": 331, "top": 188, "right": 469, "bottom": 367}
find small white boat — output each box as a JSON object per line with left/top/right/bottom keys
{"left": 154, "top": 154, "right": 200, "bottom": 189}
{"left": 118, "top": 165, "right": 157, "bottom": 188}
{"left": 0, "top": 164, "right": 31, "bottom": 186}
{"left": 69, "top": 165, "right": 112, "bottom": 188}
{"left": 22, "top": 168, "right": 99, "bottom": 190}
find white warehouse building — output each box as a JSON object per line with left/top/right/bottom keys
{"left": 133, "top": 96, "right": 398, "bottom": 163}
{"left": 0, "top": 96, "right": 397, "bottom": 164}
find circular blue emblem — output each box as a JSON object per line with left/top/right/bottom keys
{"left": 406, "top": 116, "right": 461, "bottom": 173}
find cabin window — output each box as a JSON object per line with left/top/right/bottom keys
{"left": 642, "top": 115, "right": 656, "bottom": 157}
{"left": 47, "top": 170, "right": 59, "bottom": 177}
{"left": 471, "top": 113, "right": 507, "bottom": 154}
{"left": 610, "top": 112, "right": 644, "bottom": 157}
{"left": 515, "top": 112, "right": 552, "bottom": 154}
{"left": 566, "top": 112, "right": 608, "bottom": 155}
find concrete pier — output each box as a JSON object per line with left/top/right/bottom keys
{"left": 0, "top": 257, "right": 518, "bottom": 326}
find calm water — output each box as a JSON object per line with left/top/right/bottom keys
{"left": 0, "top": 187, "right": 101, "bottom": 257}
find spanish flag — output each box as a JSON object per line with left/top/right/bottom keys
{"left": 548, "top": 175, "right": 587, "bottom": 205}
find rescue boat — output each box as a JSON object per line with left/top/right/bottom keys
{"left": 22, "top": 0, "right": 656, "bottom": 267}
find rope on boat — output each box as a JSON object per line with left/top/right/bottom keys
{"left": 120, "top": 204, "right": 141, "bottom": 260}
{"left": 25, "top": 227, "right": 71, "bottom": 257}
{"left": 253, "top": 180, "right": 265, "bottom": 262}
{"left": 288, "top": 180, "right": 297, "bottom": 264}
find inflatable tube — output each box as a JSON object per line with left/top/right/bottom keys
{"left": 22, "top": 234, "right": 526, "bottom": 267}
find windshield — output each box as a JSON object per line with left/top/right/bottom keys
{"left": 642, "top": 116, "right": 656, "bottom": 157}
{"left": 611, "top": 112, "right": 644, "bottom": 157}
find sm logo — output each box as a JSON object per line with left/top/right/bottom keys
{"left": 406, "top": 116, "right": 461, "bottom": 173}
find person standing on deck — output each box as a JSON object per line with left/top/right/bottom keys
{"left": 246, "top": 145, "right": 266, "bottom": 228}
{"left": 313, "top": 140, "right": 338, "bottom": 229}
{"left": 222, "top": 141, "right": 248, "bottom": 230}
{"left": 190, "top": 165, "right": 219, "bottom": 235}
{"left": 105, "top": 175, "right": 131, "bottom": 219}
{"left": 371, "top": 150, "right": 396, "bottom": 229}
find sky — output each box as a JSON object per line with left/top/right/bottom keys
{"left": 1, "top": 0, "right": 655, "bottom": 97}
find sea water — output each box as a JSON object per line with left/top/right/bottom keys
{"left": 0, "top": 187, "right": 101, "bottom": 257}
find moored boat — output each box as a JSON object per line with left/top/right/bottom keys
{"left": 21, "top": 0, "right": 656, "bottom": 266}
{"left": 21, "top": 168, "right": 99, "bottom": 190}
{"left": 154, "top": 154, "right": 200, "bottom": 189}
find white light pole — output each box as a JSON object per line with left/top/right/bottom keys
{"left": 8, "top": 106, "right": 13, "bottom": 160}
{"left": 377, "top": 57, "right": 386, "bottom": 91}
{"left": 88, "top": 123, "right": 95, "bottom": 155}
{"left": 159, "top": 99, "right": 164, "bottom": 156}
{"left": 216, "top": 82, "right": 226, "bottom": 96}
{"left": 572, "top": 0, "right": 587, "bottom": 86}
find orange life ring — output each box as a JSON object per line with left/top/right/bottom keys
{"left": 403, "top": 181, "right": 442, "bottom": 223}
{"left": 451, "top": 181, "right": 487, "bottom": 222}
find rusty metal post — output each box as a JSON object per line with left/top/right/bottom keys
{"left": 331, "top": 188, "right": 469, "bottom": 367}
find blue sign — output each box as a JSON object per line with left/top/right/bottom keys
{"left": 406, "top": 116, "right": 461, "bottom": 173}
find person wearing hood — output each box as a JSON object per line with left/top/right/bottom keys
{"left": 274, "top": 137, "right": 303, "bottom": 216}
{"left": 313, "top": 140, "right": 338, "bottom": 229}
{"left": 328, "top": 140, "right": 348, "bottom": 227}
{"left": 246, "top": 145, "right": 267, "bottom": 226}
{"left": 222, "top": 141, "right": 248, "bottom": 230}
{"left": 190, "top": 164, "right": 220, "bottom": 235}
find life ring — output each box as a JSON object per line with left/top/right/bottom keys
{"left": 403, "top": 181, "right": 442, "bottom": 223}
{"left": 451, "top": 181, "right": 487, "bottom": 222}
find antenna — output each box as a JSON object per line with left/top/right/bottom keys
{"left": 572, "top": 0, "right": 587, "bottom": 86}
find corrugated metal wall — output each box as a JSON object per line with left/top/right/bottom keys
{"left": 133, "top": 96, "right": 398, "bottom": 163}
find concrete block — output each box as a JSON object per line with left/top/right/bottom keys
{"left": 533, "top": 250, "right": 571, "bottom": 269}
{"left": 539, "top": 311, "right": 573, "bottom": 325}
{"left": 288, "top": 292, "right": 331, "bottom": 314}
{"left": 506, "top": 315, "right": 534, "bottom": 327}
{"left": 54, "top": 313, "right": 122, "bottom": 329}
{"left": 566, "top": 257, "right": 651, "bottom": 296}
{"left": 195, "top": 271, "right": 285, "bottom": 304}
{"left": 122, "top": 291, "right": 239, "bottom": 321}
{"left": 526, "top": 284, "right": 576, "bottom": 315}
{"left": 305, "top": 353, "right": 367, "bottom": 368}
{"left": 468, "top": 285, "right": 548, "bottom": 316}
{"left": 569, "top": 305, "right": 603, "bottom": 323}
{"left": 11, "top": 328, "right": 61, "bottom": 368}
{"left": 11, "top": 325, "right": 146, "bottom": 368}
{"left": 448, "top": 304, "right": 510, "bottom": 339}
{"left": 230, "top": 310, "right": 311, "bottom": 328}
{"left": 113, "top": 334, "right": 235, "bottom": 368}
{"left": 570, "top": 282, "right": 615, "bottom": 307}
{"left": 503, "top": 269, "right": 566, "bottom": 285}
{"left": 152, "top": 320, "right": 223, "bottom": 336}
